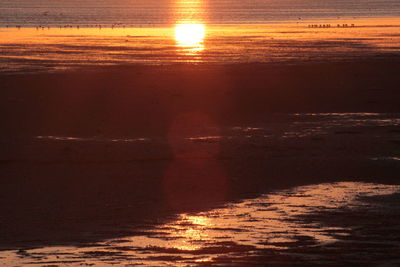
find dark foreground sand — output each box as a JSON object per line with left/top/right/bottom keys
{"left": 1, "top": 60, "right": 400, "bottom": 264}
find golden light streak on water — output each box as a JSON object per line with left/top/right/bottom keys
{"left": 174, "top": 0, "right": 206, "bottom": 23}
{"left": 173, "top": 0, "right": 206, "bottom": 54}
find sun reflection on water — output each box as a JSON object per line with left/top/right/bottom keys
{"left": 174, "top": 0, "right": 206, "bottom": 54}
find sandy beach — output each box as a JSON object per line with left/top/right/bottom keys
{"left": 1, "top": 59, "right": 400, "bottom": 265}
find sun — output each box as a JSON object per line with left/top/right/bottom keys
{"left": 175, "top": 24, "right": 205, "bottom": 47}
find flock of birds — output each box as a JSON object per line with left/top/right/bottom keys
{"left": 6, "top": 24, "right": 129, "bottom": 30}
{"left": 308, "top": 23, "right": 356, "bottom": 28}
{"left": 7, "top": 23, "right": 357, "bottom": 30}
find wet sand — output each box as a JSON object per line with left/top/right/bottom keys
{"left": 1, "top": 60, "right": 400, "bottom": 265}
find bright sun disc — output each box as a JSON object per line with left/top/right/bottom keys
{"left": 175, "top": 24, "right": 205, "bottom": 47}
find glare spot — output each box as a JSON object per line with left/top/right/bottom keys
{"left": 175, "top": 24, "right": 205, "bottom": 48}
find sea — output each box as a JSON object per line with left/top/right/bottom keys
{"left": 1, "top": 0, "right": 400, "bottom": 27}
{"left": 1, "top": 0, "right": 400, "bottom": 71}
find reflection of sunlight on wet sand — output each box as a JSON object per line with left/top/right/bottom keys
{"left": 148, "top": 182, "right": 400, "bottom": 252}
{"left": 2, "top": 182, "right": 400, "bottom": 266}
{"left": 186, "top": 215, "right": 210, "bottom": 226}
{"left": 154, "top": 182, "right": 400, "bottom": 251}
{"left": 170, "top": 215, "right": 212, "bottom": 251}
{"left": 140, "top": 181, "right": 400, "bottom": 264}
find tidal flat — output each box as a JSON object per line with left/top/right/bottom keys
{"left": 1, "top": 61, "right": 400, "bottom": 265}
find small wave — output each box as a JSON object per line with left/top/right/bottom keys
{"left": 36, "top": 135, "right": 150, "bottom": 143}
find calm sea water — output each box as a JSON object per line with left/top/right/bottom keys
{"left": 1, "top": 0, "right": 400, "bottom": 27}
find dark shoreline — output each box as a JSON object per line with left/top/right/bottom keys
{"left": 1, "top": 60, "right": 400, "bottom": 256}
